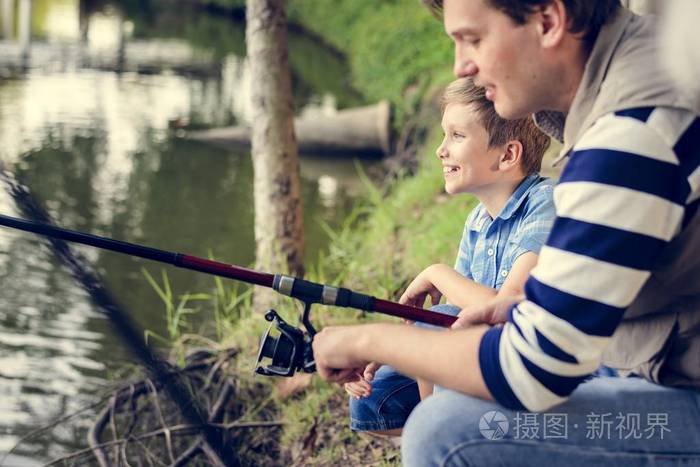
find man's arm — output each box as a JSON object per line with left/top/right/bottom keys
{"left": 312, "top": 322, "right": 493, "bottom": 400}
{"left": 479, "top": 108, "right": 697, "bottom": 411}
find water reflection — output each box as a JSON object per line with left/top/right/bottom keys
{"left": 0, "top": 0, "right": 376, "bottom": 461}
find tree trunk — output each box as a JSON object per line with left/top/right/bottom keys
{"left": 246, "top": 0, "right": 304, "bottom": 309}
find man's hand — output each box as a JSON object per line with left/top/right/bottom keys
{"left": 451, "top": 295, "right": 523, "bottom": 329}
{"left": 312, "top": 326, "right": 371, "bottom": 383}
{"left": 399, "top": 265, "right": 443, "bottom": 308}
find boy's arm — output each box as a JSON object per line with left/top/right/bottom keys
{"left": 401, "top": 263, "right": 495, "bottom": 308}
{"left": 416, "top": 250, "right": 539, "bottom": 308}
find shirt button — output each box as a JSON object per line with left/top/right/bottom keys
{"left": 501, "top": 270, "right": 508, "bottom": 277}
{"left": 487, "top": 248, "right": 494, "bottom": 256}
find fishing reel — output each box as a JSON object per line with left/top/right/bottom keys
{"left": 254, "top": 303, "right": 317, "bottom": 376}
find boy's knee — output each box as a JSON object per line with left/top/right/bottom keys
{"left": 415, "top": 304, "right": 461, "bottom": 331}
{"left": 429, "top": 304, "right": 461, "bottom": 316}
{"left": 348, "top": 366, "right": 420, "bottom": 432}
{"left": 349, "top": 393, "right": 378, "bottom": 422}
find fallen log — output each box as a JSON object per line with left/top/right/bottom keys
{"left": 186, "top": 100, "right": 391, "bottom": 156}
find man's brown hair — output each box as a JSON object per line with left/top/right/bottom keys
{"left": 442, "top": 78, "right": 549, "bottom": 176}
{"left": 423, "top": 0, "right": 620, "bottom": 45}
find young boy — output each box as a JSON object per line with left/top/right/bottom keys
{"left": 344, "top": 77, "right": 554, "bottom": 435}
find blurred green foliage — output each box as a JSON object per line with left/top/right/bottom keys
{"left": 287, "top": 0, "right": 453, "bottom": 121}
{"left": 282, "top": 0, "right": 456, "bottom": 117}
{"left": 199, "top": 0, "right": 454, "bottom": 123}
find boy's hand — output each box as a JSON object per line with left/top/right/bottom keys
{"left": 451, "top": 295, "right": 523, "bottom": 329}
{"left": 399, "top": 266, "right": 443, "bottom": 309}
{"left": 344, "top": 362, "right": 381, "bottom": 399}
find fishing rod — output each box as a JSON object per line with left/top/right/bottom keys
{"left": 0, "top": 171, "right": 239, "bottom": 466}
{"left": 0, "top": 212, "right": 456, "bottom": 377}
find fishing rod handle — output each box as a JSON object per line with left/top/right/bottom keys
{"left": 272, "top": 274, "right": 456, "bottom": 327}
{"left": 273, "top": 274, "right": 374, "bottom": 309}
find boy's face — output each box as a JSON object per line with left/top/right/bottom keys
{"left": 437, "top": 103, "right": 503, "bottom": 195}
{"left": 443, "top": 0, "right": 548, "bottom": 119}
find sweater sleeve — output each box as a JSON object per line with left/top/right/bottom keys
{"left": 478, "top": 108, "right": 699, "bottom": 411}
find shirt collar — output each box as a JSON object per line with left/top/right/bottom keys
{"left": 470, "top": 174, "right": 541, "bottom": 231}
{"left": 497, "top": 174, "right": 541, "bottom": 220}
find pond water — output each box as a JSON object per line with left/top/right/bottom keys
{"left": 0, "top": 0, "right": 376, "bottom": 462}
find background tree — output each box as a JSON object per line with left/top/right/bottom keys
{"left": 246, "top": 0, "right": 305, "bottom": 308}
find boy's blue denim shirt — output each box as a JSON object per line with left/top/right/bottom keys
{"left": 455, "top": 174, "right": 555, "bottom": 289}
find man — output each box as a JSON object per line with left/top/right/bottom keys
{"left": 312, "top": 1, "right": 700, "bottom": 465}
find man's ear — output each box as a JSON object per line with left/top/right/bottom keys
{"left": 534, "top": 0, "right": 567, "bottom": 49}
{"left": 499, "top": 140, "right": 523, "bottom": 171}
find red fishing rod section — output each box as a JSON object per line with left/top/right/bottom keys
{"left": 0, "top": 213, "right": 456, "bottom": 328}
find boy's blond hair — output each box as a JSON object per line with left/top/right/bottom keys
{"left": 442, "top": 78, "right": 550, "bottom": 176}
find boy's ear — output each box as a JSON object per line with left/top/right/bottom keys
{"left": 534, "top": 0, "right": 567, "bottom": 49}
{"left": 499, "top": 140, "right": 523, "bottom": 172}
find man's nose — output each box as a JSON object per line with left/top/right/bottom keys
{"left": 454, "top": 44, "right": 478, "bottom": 77}
{"left": 454, "top": 59, "right": 478, "bottom": 78}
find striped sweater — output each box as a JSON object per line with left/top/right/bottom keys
{"left": 479, "top": 106, "right": 700, "bottom": 411}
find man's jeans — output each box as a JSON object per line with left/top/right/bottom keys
{"left": 402, "top": 376, "right": 700, "bottom": 466}
{"left": 348, "top": 304, "right": 700, "bottom": 465}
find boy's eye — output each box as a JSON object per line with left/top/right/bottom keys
{"left": 453, "top": 132, "right": 465, "bottom": 139}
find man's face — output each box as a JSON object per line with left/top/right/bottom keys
{"left": 443, "top": 0, "right": 544, "bottom": 118}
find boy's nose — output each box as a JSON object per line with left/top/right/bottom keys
{"left": 436, "top": 143, "right": 448, "bottom": 159}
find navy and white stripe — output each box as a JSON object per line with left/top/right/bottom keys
{"left": 479, "top": 107, "right": 700, "bottom": 411}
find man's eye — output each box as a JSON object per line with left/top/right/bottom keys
{"left": 470, "top": 39, "right": 481, "bottom": 47}
{"left": 453, "top": 132, "right": 465, "bottom": 139}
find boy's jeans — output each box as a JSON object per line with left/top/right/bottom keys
{"left": 349, "top": 304, "right": 459, "bottom": 431}
{"left": 402, "top": 376, "right": 700, "bottom": 466}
